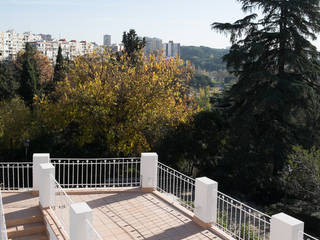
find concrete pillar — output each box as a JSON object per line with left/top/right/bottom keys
{"left": 70, "top": 202, "right": 93, "bottom": 240}
{"left": 33, "top": 153, "right": 50, "bottom": 191}
{"left": 140, "top": 152, "right": 158, "bottom": 191}
{"left": 193, "top": 177, "right": 218, "bottom": 228}
{"left": 39, "top": 163, "right": 55, "bottom": 208}
{"left": 270, "top": 213, "right": 304, "bottom": 240}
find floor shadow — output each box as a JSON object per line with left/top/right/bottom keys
{"left": 2, "top": 192, "right": 36, "bottom": 205}
{"left": 144, "top": 222, "right": 218, "bottom": 240}
{"left": 5, "top": 206, "right": 42, "bottom": 220}
{"left": 73, "top": 192, "right": 144, "bottom": 209}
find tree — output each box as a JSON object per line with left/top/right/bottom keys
{"left": 0, "top": 98, "right": 32, "bottom": 161}
{"left": 122, "top": 29, "right": 145, "bottom": 61}
{"left": 18, "top": 43, "right": 41, "bottom": 106}
{"left": 53, "top": 46, "right": 66, "bottom": 84}
{"left": 211, "top": 0, "right": 320, "bottom": 199}
{"left": 0, "top": 61, "right": 19, "bottom": 100}
{"left": 36, "top": 51, "right": 197, "bottom": 156}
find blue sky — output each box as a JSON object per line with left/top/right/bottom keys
{"left": 1, "top": 0, "right": 320, "bottom": 49}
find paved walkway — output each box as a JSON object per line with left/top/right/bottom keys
{"left": 2, "top": 191, "right": 41, "bottom": 221}
{"left": 70, "top": 192, "right": 222, "bottom": 240}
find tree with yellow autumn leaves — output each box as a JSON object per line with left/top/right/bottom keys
{"left": 35, "top": 50, "right": 198, "bottom": 156}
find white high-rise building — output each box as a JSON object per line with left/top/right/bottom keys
{"left": 144, "top": 37, "right": 163, "bottom": 55}
{"left": 103, "top": 34, "right": 111, "bottom": 46}
{"left": 0, "top": 30, "right": 41, "bottom": 60}
{"left": 163, "top": 41, "right": 180, "bottom": 58}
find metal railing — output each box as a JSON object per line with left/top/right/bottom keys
{"left": 51, "top": 158, "right": 141, "bottom": 189}
{"left": 50, "top": 175, "right": 74, "bottom": 239}
{"left": 0, "top": 162, "right": 33, "bottom": 190}
{"left": 157, "top": 162, "right": 195, "bottom": 211}
{"left": 216, "top": 191, "right": 271, "bottom": 240}
{"left": 301, "top": 232, "right": 319, "bottom": 240}
{"left": 86, "top": 219, "right": 103, "bottom": 240}
{"left": 0, "top": 189, "right": 8, "bottom": 240}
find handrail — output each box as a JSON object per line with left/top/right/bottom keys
{"left": 157, "top": 162, "right": 195, "bottom": 211}
{"left": 300, "top": 231, "right": 319, "bottom": 240}
{"left": 49, "top": 175, "right": 74, "bottom": 239}
{"left": 216, "top": 190, "right": 271, "bottom": 240}
{"left": 0, "top": 162, "right": 33, "bottom": 190}
{"left": 50, "top": 157, "right": 141, "bottom": 189}
{"left": 50, "top": 157, "right": 140, "bottom": 161}
{"left": 0, "top": 188, "right": 8, "bottom": 240}
{"left": 86, "top": 219, "right": 103, "bottom": 240}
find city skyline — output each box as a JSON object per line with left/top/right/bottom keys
{"left": 2, "top": 0, "right": 320, "bottom": 49}
{"left": 0, "top": 0, "right": 249, "bottom": 49}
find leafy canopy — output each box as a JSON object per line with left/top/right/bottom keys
{"left": 36, "top": 50, "right": 197, "bottom": 156}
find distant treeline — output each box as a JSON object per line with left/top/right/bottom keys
{"left": 180, "top": 46, "right": 229, "bottom": 72}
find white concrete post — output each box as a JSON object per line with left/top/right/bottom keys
{"left": 70, "top": 202, "right": 93, "bottom": 240}
{"left": 140, "top": 152, "right": 158, "bottom": 191}
{"left": 270, "top": 213, "right": 304, "bottom": 240}
{"left": 194, "top": 177, "right": 218, "bottom": 227}
{"left": 39, "top": 163, "right": 55, "bottom": 208}
{"left": 33, "top": 153, "right": 50, "bottom": 191}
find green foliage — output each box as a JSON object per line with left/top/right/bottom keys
{"left": 53, "top": 46, "right": 66, "bottom": 84}
{"left": 180, "top": 46, "right": 228, "bottom": 72}
{"left": 209, "top": 0, "right": 320, "bottom": 201}
{"left": 282, "top": 145, "right": 320, "bottom": 200}
{"left": 0, "top": 98, "right": 32, "bottom": 160}
{"left": 194, "top": 87, "right": 212, "bottom": 111}
{"left": 0, "top": 61, "right": 19, "bottom": 100}
{"left": 157, "top": 111, "right": 225, "bottom": 175}
{"left": 36, "top": 50, "right": 197, "bottom": 157}
{"left": 122, "top": 29, "right": 146, "bottom": 62}
{"left": 18, "top": 43, "right": 41, "bottom": 106}
{"left": 189, "top": 73, "right": 213, "bottom": 89}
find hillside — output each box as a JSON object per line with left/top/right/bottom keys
{"left": 180, "top": 46, "right": 229, "bottom": 71}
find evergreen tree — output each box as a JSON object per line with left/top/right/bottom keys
{"left": 122, "top": 29, "right": 145, "bottom": 61}
{"left": 211, "top": 0, "right": 320, "bottom": 198}
{"left": 53, "top": 46, "right": 66, "bottom": 84}
{"left": 0, "top": 61, "right": 19, "bottom": 100}
{"left": 18, "top": 43, "right": 41, "bottom": 106}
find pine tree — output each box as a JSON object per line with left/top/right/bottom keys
{"left": 0, "top": 61, "right": 19, "bottom": 100}
{"left": 122, "top": 29, "right": 145, "bottom": 63}
{"left": 18, "top": 43, "right": 40, "bottom": 106}
{"left": 53, "top": 46, "right": 66, "bottom": 84}
{"left": 211, "top": 0, "right": 320, "bottom": 197}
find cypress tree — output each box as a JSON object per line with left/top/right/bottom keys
{"left": 18, "top": 43, "right": 40, "bottom": 106}
{"left": 53, "top": 46, "right": 66, "bottom": 84}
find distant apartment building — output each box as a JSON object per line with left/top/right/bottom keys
{"left": 103, "top": 34, "right": 111, "bottom": 46}
{"left": 31, "top": 39, "right": 95, "bottom": 63}
{"left": 144, "top": 37, "right": 163, "bottom": 55}
{"left": 163, "top": 41, "right": 180, "bottom": 57}
{"left": 0, "top": 30, "right": 41, "bottom": 60}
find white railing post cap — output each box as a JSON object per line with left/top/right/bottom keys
{"left": 196, "top": 177, "right": 217, "bottom": 185}
{"left": 33, "top": 153, "right": 50, "bottom": 159}
{"left": 141, "top": 152, "right": 158, "bottom": 157}
{"left": 271, "top": 213, "right": 304, "bottom": 240}
{"left": 272, "top": 213, "right": 304, "bottom": 226}
{"left": 71, "top": 202, "right": 92, "bottom": 214}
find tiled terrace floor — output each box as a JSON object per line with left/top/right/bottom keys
{"left": 2, "top": 191, "right": 41, "bottom": 221}
{"left": 70, "top": 192, "right": 222, "bottom": 240}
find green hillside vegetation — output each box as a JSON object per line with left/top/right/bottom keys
{"left": 180, "top": 46, "right": 229, "bottom": 71}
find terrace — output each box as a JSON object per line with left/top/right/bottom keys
{"left": 0, "top": 153, "right": 318, "bottom": 240}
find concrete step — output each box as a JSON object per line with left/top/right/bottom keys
{"left": 7, "top": 222, "right": 46, "bottom": 238}
{"left": 6, "top": 215, "right": 43, "bottom": 227}
{"left": 8, "top": 232, "right": 48, "bottom": 240}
